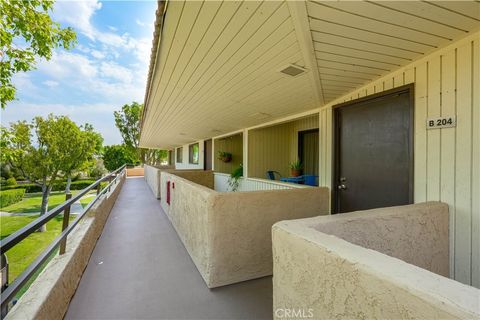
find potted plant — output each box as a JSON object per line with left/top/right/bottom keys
{"left": 228, "top": 164, "right": 243, "bottom": 192}
{"left": 289, "top": 160, "right": 303, "bottom": 177}
{"left": 217, "top": 151, "right": 232, "bottom": 163}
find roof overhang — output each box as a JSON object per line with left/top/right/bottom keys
{"left": 140, "top": 0, "right": 480, "bottom": 149}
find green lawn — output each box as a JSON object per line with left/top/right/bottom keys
{"left": 1, "top": 190, "right": 97, "bottom": 213}
{"left": 0, "top": 190, "right": 97, "bottom": 297}
{"left": 80, "top": 193, "right": 96, "bottom": 207}
{"left": 1, "top": 215, "right": 75, "bottom": 283}
{"left": 1, "top": 191, "right": 78, "bottom": 213}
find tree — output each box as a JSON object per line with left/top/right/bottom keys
{"left": 83, "top": 123, "right": 104, "bottom": 156}
{"left": 1, "top": 127, "right": 24, "bottom": 179}
{"left": 114, "top": 102, "right": 141, "bottom": 152}
{"left": 143, "top": 149, "right": 169, "bottom": 166}
{"left": 113, "top": 102, "right": 169, "bottom": 164}
{"left": 102, "top": 145, "right": 137, "bottom": 171}
{"left": 1, "top": 121, "right": 31, "bottom": 175}
{"left": 63, "top": 124, "right": 103, "bottom": 193}
{"left": 0, "top": 0, "right": 77, "bottom": 108}
{"left": 1, "top": 115, "right": 94, "bottom": 231}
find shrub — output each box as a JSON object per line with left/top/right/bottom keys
{"left": 0, "top": 189, "right": 25, "bottom": 207}
{"left": 1, "top": 183, "right": 42, "bottom": 193}
{"left": 1, "top": 179, "right": 104, "bottom": 193}
{"left": 89, "top": 159, "right": 107, "bottom": 179}
{"left": 55, "top": 180, "right": 97, "bottom": 191}
{"left": 0, "top": 163, "right": 13, "bottom": 180}
{"left": 6, "top": 177, "right": 17, "bottom": 186}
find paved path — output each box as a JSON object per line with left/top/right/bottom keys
{"left": 66, "top": 177, "right": 272, "bottom": 319}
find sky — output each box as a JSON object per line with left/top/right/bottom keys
{"left": 0, "top": 0, "right": 158, "bottom": 145}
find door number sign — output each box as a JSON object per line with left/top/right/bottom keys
{"left": 427, "top": 116, "right": 456, "bottom": 129}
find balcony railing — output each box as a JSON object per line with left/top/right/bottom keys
{"left": 213, "top": 172, "right": 311, "bottom": 192}
{"left": 0, "top": 165, "right": 126, "bottom": 317}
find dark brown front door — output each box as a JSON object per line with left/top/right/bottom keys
{"left": 333, "top": 85, "right": 414, "bottom": 213}
{"left": 204, "top": 139, "right": 212, "bottom": 170}
{"left": 298, "top": 129, "right": 319, "bottom": 176}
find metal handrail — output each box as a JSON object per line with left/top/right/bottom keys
{"left": 0, "top": 164, "right": 126, "bottom": 313}
{"left": 0, "top": 254, "right": 7, "bottom": 318}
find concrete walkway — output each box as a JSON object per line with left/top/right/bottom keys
{"left": 66, "top": 177, "right": 272, "bottom": 320}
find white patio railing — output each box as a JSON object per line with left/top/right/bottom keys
{"left": 214, "top": 173, "right": 311, "bottom": 192}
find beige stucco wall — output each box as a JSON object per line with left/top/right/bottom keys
{"left": 144, "top": 164, "right": 175, "bottom": 198}
{"left": 272, "top": 202, "right": 480, "bottom": 319}
{"left": 170, "top": 170, "right": 214, "bottom": 189}
{"left": 6, "top": 174, "right": 126, "bottom": 320}
{"left": 161, "top": 173, "right": 213, "bottom": 280}
{"left": 145, "top": 165, "right": 213, "bottom": 200}
{"left": 313, "top": 202, "right": 449, "bottom": 276}
{"left": 126, "top": 167, "right": 144, "bottom": 176}
{"left": 144, "top": 164, "right": 161, "bottom": 198}
{"left": 160, "top": 171, "right": 329, "bottom": 288}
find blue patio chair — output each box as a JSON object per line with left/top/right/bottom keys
{"left": 266, "top": 170, "right": 282, "bottom": 180}
{"left": 303, "top": 175, "right": 318, "bottom": 186}
{"left": 280, "top": 176, "right": 304, "bottom": 184}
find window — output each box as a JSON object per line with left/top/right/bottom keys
{"left": 189, "top": 143, "right": 199, "bottom": 164}
{"left": 176, "top": 147, "right": 183, "bottom": 163}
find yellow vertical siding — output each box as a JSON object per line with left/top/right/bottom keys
{"left": 318, "top": 33, "right": 480, "bottom": 287}
{"left": 213, "top": 133, "right": 243, "bottom": 174}
{"left": 248, "top": 115, "right": 319, "bottom": 178}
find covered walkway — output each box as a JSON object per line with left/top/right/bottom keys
{"left": 66, "top": 177, "right": 272, "bottom": 319}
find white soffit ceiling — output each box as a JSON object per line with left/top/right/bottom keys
{"left": 307, "top": 0, "right": 480, "bottom": 102}
{"left": 140, "top": 1, "right": 315, "bottom": 149}
{"left": 140, "top": 0, "right": 480, "bottom": 149}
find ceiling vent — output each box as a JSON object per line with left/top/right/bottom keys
{"left": 249, "top": 112, "right": 272, "bottom": 120}
{"left": 278, "top": 64, "right": 307, "bottom": 77}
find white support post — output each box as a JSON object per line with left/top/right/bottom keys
{"left": 211, "top": 138, "right": 215, "bottom": 172}
{"left": 243, "top": 129, "right": 248, "bottom": 178}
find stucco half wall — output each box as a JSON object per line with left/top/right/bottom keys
{"left": 126, "top": 167, "right": 144, "bottom": 177}
{"left": 144, "top": 165, "right": 213, "bottom": 199}
{"left": 160, "top": 171, "right": 329, "bottom": 288}
{"left": 170, "top": 170, "right": 214, "bottom": 189}
{"left": 144, "top": 164, "right": 174, "bottom": 198}
{"left": 272, "top": 202, "right": 480, "bottom": 319}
